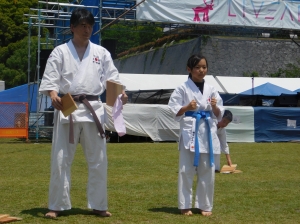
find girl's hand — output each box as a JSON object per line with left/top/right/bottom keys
{"left": 211, "top": 97, "right": 217, "bottom": 108}
{"left": 187, "top": 99, "right": 197, "bottom": 111}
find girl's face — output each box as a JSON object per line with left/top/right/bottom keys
{"left": 187, "top": 58, "right": 207, "bottom": 83}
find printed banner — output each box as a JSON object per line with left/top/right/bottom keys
{"left": 136, "top": 0, "right": 300, "bottom": 30}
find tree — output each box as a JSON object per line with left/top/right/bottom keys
{"left": 243, "top": 71, "right": 259, "bottom": 77}
{"left": 0, "top": 0, "right": 38, "bottom": 47}
{"left": 101, "top": 23, "right": 163, "bottom": 55}
{"left": 268, "top": 61, "right": 300, "bottom": 78}
{"left": 0, "top": 36, "right": 45, "bottom": 89}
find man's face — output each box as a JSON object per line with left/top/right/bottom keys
{"left": 218, "top": 118, "right": 231, "bottom": 128}
{"left": 71, "top": 21, "right": 93, "bottom": 41}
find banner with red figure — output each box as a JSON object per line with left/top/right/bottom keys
{"left": 136, "top": 0, "right": 300, "bottom": 30}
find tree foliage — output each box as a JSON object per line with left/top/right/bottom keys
{"left": 101, "top": 23, "right": 163, "bottom": 55}
{"left": 267, "top": 61, "right": 300, "bottom": 78}
{"left": 0, "top": 37, "right": 43, "bottom": 88}
{"left": 243, "top": 61, "right": 300, "bottom": 78}
{"left": 0, "top": 0, "right": 38, "bottom": 47}
{"left": 0, "top": 0, "right": 58, "bottom": 89}
{"left": 0, "top": 0, "right": 41, "bottom": 88}
{"left": 243, "top": 71, "right": 259, "bottom": 77}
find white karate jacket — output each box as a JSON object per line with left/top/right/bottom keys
{"left": 168, "top": 78, "right": 224, "bottom": 154}
{"left": 39, "top": 40, "right": 121, "bottom": 124}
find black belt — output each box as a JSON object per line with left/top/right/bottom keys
{"left": 68, "top": 94, "right": 105, "bottom": 144}
{"left": 72, "top": 95, "right": 99, "bottom": 101}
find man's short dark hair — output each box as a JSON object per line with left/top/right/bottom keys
{"left": 223, "top": 110, "right": 233, "bottom": 122}
{"left": 70, "top": 8, "right": 95, "bottom": 27}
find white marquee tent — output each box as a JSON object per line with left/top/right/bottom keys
{"left": 119, "top": 73, "right": 224, "bottom": 92}
{"left": 119, "top": 73, "right": 300, "bottom": 94}
{"left": 215, "top": 76, "right": 300, "bottom": 94}
{"left": 104, "top": 73, "right": 300, "bottom": 143}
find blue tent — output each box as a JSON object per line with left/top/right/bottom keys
{"left": 294, "top": 88, "right": 300, "bottom": 93}
{"left": 240, "top": 82, "right": 295, "bottom": 96}
{"left": 0, "top": 83, "right": 49, "bottom": 112}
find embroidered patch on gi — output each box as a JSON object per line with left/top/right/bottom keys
{"left": 93, "top": 55, "right": 100, "bottom": 64}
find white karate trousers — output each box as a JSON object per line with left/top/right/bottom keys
{"left": 48, "top": 120, "right": 107, "bottom": 211}
{"left": 178, "top": 147, "right": 215, "bottom": 211}
{"left": 214, "top": 154, "right": 221, "bottom": 171}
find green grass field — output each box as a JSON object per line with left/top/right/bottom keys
{"left": 1, "top": 139, "right": 300, "bottom": 224}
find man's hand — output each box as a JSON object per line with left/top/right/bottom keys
{"left": 121, "top": 90, "right": 128, "bottom": 105}
{"left": 49, "top": 90, "right": 63, "bottom": 110}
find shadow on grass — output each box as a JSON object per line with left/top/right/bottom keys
{"left": 148, "top": 207, "right": 179, "bottom": 214}
{"left": 0, "top": 138, "right": 30, "bottom": 144}
{"left": 21, "top": 207, "right": 96, "bottom": 219}
{"left": 0, "top": 138, "right": 52, "bottom": 144}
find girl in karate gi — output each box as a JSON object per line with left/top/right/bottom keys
{"left": 168, "top": 54, "right": 224, "bottom": 216}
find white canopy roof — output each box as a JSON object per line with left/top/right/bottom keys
{"left": 119, "top": 73, "right": 224, "bottom": 92}
{"left": 119, "top": 73, "right": 300, "bottom": 94}
{"left": 215, "top": 76, "right": 300, "bottom": 94}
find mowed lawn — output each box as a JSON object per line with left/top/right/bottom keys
{"left": 1, "top": 139, "right": 300, "bottom": 224}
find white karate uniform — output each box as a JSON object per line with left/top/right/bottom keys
{"left": 215, "top": 127, "right": 230, "bottom": 171}
{"left": 39, "top": 40, "right": 121, "bottom": 211}
{"left": 168, "top": 77, "right": 224, "bottom": 211}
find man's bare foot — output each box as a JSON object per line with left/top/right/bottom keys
{"left": 45, "top": 210, "right": 60, "bottom": 218}
{"left": 93, "top": 209, "right": 112, "bottom": 217}
{"left": 181, "top": 209, "right": 193, "bottom": 216}
{"left": 200, "top": 210, "right": 212, "bottom": 216}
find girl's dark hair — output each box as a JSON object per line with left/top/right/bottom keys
{"left": 70, "top": 8, "right": 95, "bottom": 27}
{"left": 223, "top": 110, "right": 233, "bottom": 122}
{"left": 186, "top": 54, "right": 208, "bottom": 70}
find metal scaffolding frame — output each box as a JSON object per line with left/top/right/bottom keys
{"left": 23, "top": 0, "right": 299, "bottom": 141}
{"left": 24, "top": 0, "right": 138, "bottom": 141}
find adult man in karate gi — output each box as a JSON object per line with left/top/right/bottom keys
{"left": 39, "top": 8, "right": 127, "bottom": 218}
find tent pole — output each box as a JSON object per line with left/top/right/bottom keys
{"left": 213, "top": 75, "right": 228, "bottom": 93}
{"left": 252, "top": 76, "right": 254, "bottom": 95}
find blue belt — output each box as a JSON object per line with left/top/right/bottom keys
{"left": 185, "top": 111, "right": 214, "bottom": 167}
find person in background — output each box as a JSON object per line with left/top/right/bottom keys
{"left": 39, "top": 8, "right": 127, "bottom": 218}
{"left": 215, "top": 110, "right": 233, "bottom": 172}
{"left": 168, "top": 54, "right": 224, "bottom": 216}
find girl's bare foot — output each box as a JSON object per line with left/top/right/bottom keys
{"left": 181, "top": 209, "right": 193, "bottom": 215}
{"left": 200, "top": 209, "right": 212, "bottom": 216}
{"left": 93, "top": 209, "right": 112, "bottom": 217}
{"left": 45, "top": 210, "right": 60, "bottom": 218}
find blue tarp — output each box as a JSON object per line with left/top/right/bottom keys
{"left": 254, "top": 107, "right": 300, "bottom": 142}
{"left": 0, "top": 83, "right": 40, "bottom": 112}
{"left": 240, "top": 82, "right": 295, "bottom": 96}
{"left": 294, "top": 88, "right": 300, "bottom": 93}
